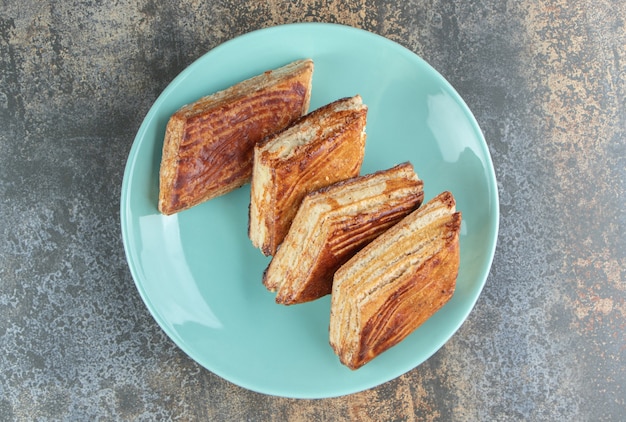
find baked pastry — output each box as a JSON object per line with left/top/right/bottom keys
{"left": 329, "top": 191, "right": 461, "bottom": 370}
{"left": 158, "top": 59, "right": 314, "bottom": 215}
{"left": 248, "top": 95, "right": 367, "bottom": 256}
{"left": 264, "top": 162, "right": 424, "bottom": 305}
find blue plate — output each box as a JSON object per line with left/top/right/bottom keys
{"left": 120, "top": 23, "right": 499, "bottom": 398}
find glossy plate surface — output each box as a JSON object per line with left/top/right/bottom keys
{"left": 120, "top": 23, "right": 499, "bottom": 398}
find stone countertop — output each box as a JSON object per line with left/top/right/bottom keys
{"left": 1, "top": 1, "right": 624, "bottom": 420}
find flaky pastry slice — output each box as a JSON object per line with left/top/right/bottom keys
{"left": 263, "top": 163, "right": 424, "bottom": 305}
{"left": 158, "top": 59, "right": 314, "bottom": 215}
{"left": 329, "top": 191, "right": 461, "bottom": 370}
{"left": 248, "top": 95, "right": 367, "bottom": 256}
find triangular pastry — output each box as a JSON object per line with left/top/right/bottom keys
{"left": 329, "top": 191, "right": 461, "bottom": 369}
{"left": 158, "top": 59, "right": 314, "bottom": 214}
{"left": 249, "top": 95, "right": 367, "bottom": 256}
{"left": 264, "top": 162, "right": 424, "bottom": 305}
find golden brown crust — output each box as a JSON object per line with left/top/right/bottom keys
{"left": 263, "top": 163, "right": 424, "bottom": 305}
{"left": 158, "top": 59, "right": 314, "bottom": 215}
{"left": 329, "top": 191, "right": 461, "bottom": 370}
{"left": 249, "top": 95, "right": 367, "bottom": 256}
{"left": 354, "top": 214, "right": 460, "bottom": 369}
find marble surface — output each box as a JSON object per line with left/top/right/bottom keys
{"left": 1, "top": 0, "right": 624, "bottom": 420}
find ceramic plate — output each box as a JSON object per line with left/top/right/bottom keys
{"left": 120, "top": 23, "right": 499, "bottom": 398}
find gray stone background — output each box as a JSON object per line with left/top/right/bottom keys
{"left": 1, "top": 0, "right": 624, "bottom": 420}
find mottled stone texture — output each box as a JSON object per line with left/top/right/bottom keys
{"left": 0, "top": 0, "right": 624, "bottom": 420}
